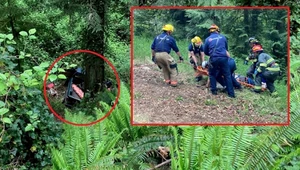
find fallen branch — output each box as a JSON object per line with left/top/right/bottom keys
{"left": 147, "top": 159, "right": 171, "bottom": 170}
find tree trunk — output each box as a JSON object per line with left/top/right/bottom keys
{"left": 244, "top": 10, "right": 249, "bottom": 35}
{"left": 83, "top": 0, "right": 107, "bottom": 95}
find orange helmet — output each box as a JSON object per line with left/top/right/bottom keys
{"left": 252, "top": 45, "right": 263, "bottom": 52}
{"left": 209, "top": 24, "right": 220, "bottom": 32}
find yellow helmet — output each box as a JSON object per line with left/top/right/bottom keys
{"left": 191, "top": 36, "right": 202, "bottom": 44}
{"left": 162, "top": 24, "right": 174, "bottom": 32}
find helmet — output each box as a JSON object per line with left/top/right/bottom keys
{"left": 202, "top": 61, "right": 208, "bottom": 68}
{"left": 252, "top": 45, "right": 263, "bottom": 52}
{"left": 162, "top": 24, "right": 174, "bottom": 32}
{"left": 248, "top": 37, "right": 259, "bottom": 44}
{"left": 209, "top": 24, "right": 220, "bottom": 32}
{"left": 191, "top": 36, "right": 202, "bottom": 45}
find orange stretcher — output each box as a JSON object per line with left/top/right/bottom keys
{"left": 196, "top": 66, "right": 266, "bottom": 91}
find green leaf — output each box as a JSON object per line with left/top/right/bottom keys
{"left": 0, "top": 101, "right": 5, "bottom": 107}
{"left": 7, "top": 46, "right": 15, "bottom": 52}
{"left": 19, "top": 31, "right": 28, "bottom": 36}
{"left": 0, "top": 73, "right": 6, "bottom": 80}
{"left": 25, "top": 53, "right": 31, "bottom": 57}
{"left": 29, "top": 35, "right": 37, "bottom": 40}
{"left": 8, "top": 75, "right": 18, "bottom": 86}
{"left": 58, "top": 68, "right": 65, "bottom": 72}
{"left": 6, "top": 40, "right": 16, "bottom": 44}
{"left": 40, "top": 62, "right": 49, "bottom": 68}
{"left": 58, "top": 74, "right": 67, "bottom": 79}
{"left": 49, "top": 75, "right": 57, "bottom": 82}
{"left": 0, "top": 39, "right": 4, "bottom": 43}
{"left": 33, "top": 66, "right": 43, "bottom": 72}
{"left": 19, "top": 51, "right": 25, "bottom": 59}
{"left": 0, "top": 82, "right": 7, "bottom": 95}
{"left": 29, "top": 28, "right": 36, "bottom": 35}
{"left": 0, "top": 33, "right": 6, "bottom": 38}
{"left": 30, "top": 79, "right": 39, "bottom": 86}
{"left": 25, "top": 124, "right": 34, "bottom": 132}
{"left": 0, "top": 108, "right": 9, "bottom": 115}
{"left": 24, "top": 69, "right": 33, "bottom": 75}
{"left": 13, "top": 85, "right": 20, "bottom": 91}
{"left": 2, "top": 117, "right": 12, "bottom": 124}
{"left": 6, "top": 34, "right": 13, "bottom": 40}
{"left": 69, "top": 64, "right": 77, "bottom": 68}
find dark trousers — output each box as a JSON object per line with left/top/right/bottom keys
{"left": 254, "top": 70, "right": 279, "bottom": 93}
{"left": 217, "top": 73, "right": 241, "bottom": 89}
{"left": 246, "top": 64, "right": 256, "bottom": 79}
{"left": 209, "top": 57, "right": 235, "bottom": 97}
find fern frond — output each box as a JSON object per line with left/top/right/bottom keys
{"left": 51, "top": 148, "right": 69, "bottom": 170}
{"left": 222, "top": 126, "right": 253, "bottom": 169}
{"left": 126, "top": 134, "right": 173, "bottom": 165}
{"left": 86, "top": 155, "right": 123, "bottom": 170}
{"left": 244, "top": 109, "right": 300, "bottom": 170}
{"left": 88, "top": 130, "right": 124, "bottom": 164}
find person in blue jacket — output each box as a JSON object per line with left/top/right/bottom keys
{"left": 203, "top": 24, "right": 235, "bottom": 98}
{"left": 216, "top": 58, "right": 242, "bottom": 90}
{"left": 151, "top": 24, "right": 184, "bottom": 87}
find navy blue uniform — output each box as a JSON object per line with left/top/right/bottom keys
{"left": 151, "top": 32, "right": 179, "bottom": 53}
{"left": 188, "top": 43, "right": 204, "bottom": 54}
{"left": 204, "top": 32, "right": 235, "bottom": 97}
{"left": 216, "top": 58, "right": 242, "bottom": 89}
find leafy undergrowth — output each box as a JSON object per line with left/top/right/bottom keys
{"left": 133, "top": 63, "right": 287, "bottom": 124}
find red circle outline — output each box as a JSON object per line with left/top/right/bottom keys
{"left": 43, "top": 49, "right": 121, "bottom": 126}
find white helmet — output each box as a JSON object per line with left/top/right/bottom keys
{"left": 202, "top": 61, "right": 208, "bottom": 68}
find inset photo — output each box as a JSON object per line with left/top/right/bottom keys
{"left": 131, "top": 6, "right": 289, "bottom": 125}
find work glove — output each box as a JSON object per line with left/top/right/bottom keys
{"left": 152, "top": 56, "right": 156, "bottom": 63}
{"left": 179, "top": 56, "right": 184, "bottom": 62}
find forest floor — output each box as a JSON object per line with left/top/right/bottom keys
{"left": 132, "top": 63, "right": 287, "bottom": 124}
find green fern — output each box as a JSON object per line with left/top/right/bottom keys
{"left": 125, "top": 134, "right": 173, "bottom": 166}
{"left": 222, "top": 126, "right": 253, "bottom": 169}
{"left": 243, "top": 109, "right": 300, "bottom": 169}
{"left": 51, "top": 149, "right": 69, "bottom": 170}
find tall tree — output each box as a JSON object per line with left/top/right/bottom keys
{"left": 83, "top": 0, "right": 108, "bottom": 94}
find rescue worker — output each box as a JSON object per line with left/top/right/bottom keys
{"left": 244, "top": 37, "right": 263, "bottom": 79}
{"left": 206, "top": 58, "right": 242, "bottom": 90}
{"left": 188, "top": 36, "right": 205, "bottom": 81}
{"left": 203, "top": 24, "right": 235, "bottom": 98}
{"left": 151, "top": 24, "right": 184, "bottom": 87}
{"left": 252, "top": 45, "right": 280, "bottom": 95}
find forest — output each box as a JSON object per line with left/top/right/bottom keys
{"left": 0, "top": 0, "right": 299, "bottom": 169}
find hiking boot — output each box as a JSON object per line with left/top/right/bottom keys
{"left": 228, "top": 95, "right": 236, "bottom": 98}
{"left": 211, "top": 91, "right": 217, "bottom": 95}
{"left": 170, "top": 81, "right": 177, "bottom": 87}
{"left": 251, "top": 89, "right": 261, "bottom": 93}
{"left": 195, "top": 76, "right": 202, "bottom": 82}
{"left": 164, "top": 80, "right": 171, "bottom": 85}
{"left": 235, "top": 86, "right": 243, "bottom": 91}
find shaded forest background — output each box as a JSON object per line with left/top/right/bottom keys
{"left": 0, "top": 0, "right": 299, "bottom": 169}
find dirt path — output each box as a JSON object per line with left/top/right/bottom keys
{"left": 132, "top": 63, "right": 285, "bottom": 124}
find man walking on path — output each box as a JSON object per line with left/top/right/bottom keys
{"left": 151, "top": 24, "right": 184, "bottom": 87}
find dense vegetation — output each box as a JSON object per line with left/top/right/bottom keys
{"left": 0, "top": 0, "right": 299, "bottom": 170}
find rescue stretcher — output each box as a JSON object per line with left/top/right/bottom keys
{"left": 196, "top": 66, "right": 266, "bottom": 91}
